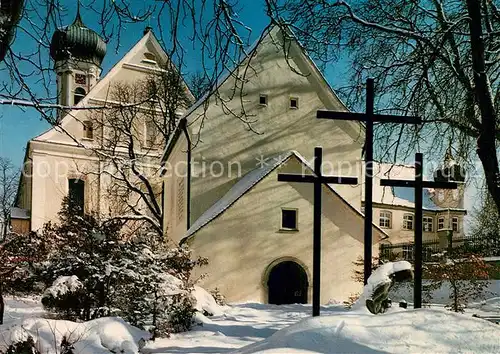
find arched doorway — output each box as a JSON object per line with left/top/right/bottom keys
{"left": 267, "top": 261, "right": 308, "bottom": 305}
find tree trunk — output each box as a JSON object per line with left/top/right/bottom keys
{"left": 466, "top": 0, "right": 500, "bottom": 214}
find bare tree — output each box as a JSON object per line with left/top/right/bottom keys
{"left": 264, "top": 0, "right": 500, "bottom": 215}
{"left": 80, "top": 65, "right": 192, "bottom": 237}
{"left": 1, "top": 0, "right": 260, "bottom": 128}
{"left": 0, "top": 158, "right": 19, "bottom": 238}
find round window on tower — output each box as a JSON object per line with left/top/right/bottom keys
{"left": 74, "top": 87, "right": 86, "bottom": 105}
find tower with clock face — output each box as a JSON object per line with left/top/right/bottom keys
{"left": 50, "top": 3, "right": 106, "bottom": 112}
{"left": 432, "top": 147, "right": 466, "bottom": 209}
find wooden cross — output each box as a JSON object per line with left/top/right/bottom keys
{"left": 277, "top": 147, "right": 358, "bottom": 317}
{"left": 317, "top": 78, "right": 422, "bottom": 284}
{"left": 380, "top": 153, "right": 457, "bottom": 308}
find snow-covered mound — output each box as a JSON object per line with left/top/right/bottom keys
{"left": 353, "top": 260, "right": 412, "bottom": 310}
{"left": 3, "top": 316, "right": 150, "bottom": 354}
{"left": 193, "top": 285, "right": 224, "bottom": 316}
{"left": 470, "top": 297, "right": 500, "bottom": 313}
{"left": 235, "top": 308, "right": 500, "bottom": 353}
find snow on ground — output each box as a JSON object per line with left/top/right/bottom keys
{"left": 235, "top": 307, "right": 500, "bottom": 354}
{"left": 143, "top": 303, "right": 347, "bottom": 353}
{"left": 1, "top": 292, "right": 499, "bottom": 354}
{"left": 0, "top": 297, "right": 150, "bottom": 353}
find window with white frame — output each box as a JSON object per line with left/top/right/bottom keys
{"left": 403, "top": 213, "right": 414, "bottom": 230}
{"left": 289, "top": 97, "right": 299, "bottom": 109}
{"left": 452, "top": 217, "right": 459, "bottom": 232}
{"left": 259, "top": 94, "right": 268, "bottom": 105}
{"left": 423, "top": 216, "right": 434, "bottom": 232}
{"left": 379, "top": 210, "right": 392, "bottom": 228}
{"left": 438, "top": 217, "right": 445, "bottom": 230}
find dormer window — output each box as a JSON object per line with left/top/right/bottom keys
{"left": 83, "top": 120, "right": 93, "bottom": 140}
{"left": 259, "top": 94, "right": 268, "bottom": 106}
{"left": 289, "top": 97, "right": 299, "bottom": 109}
{"left": 74, "top": 87, "right": 86, "bottom": 105}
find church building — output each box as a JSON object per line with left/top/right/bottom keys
{"left": 12, "top": 7, "right": 185, "bottom": 232}
{"left": 161, "top": 25, "right": 468, "bottom": 304}
{"left": 161, "top": 26, "right": 390, "bottom": 303}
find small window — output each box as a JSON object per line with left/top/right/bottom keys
{"left": 423, "top": 216, "right": 434, "bottom": 232}
{"left": 259, "top": 94, "right": 268, "bottom": 106}
{"left": 281, "top": 209, "right": 298, "bottom": 230}
{"left": 142, "top": 52, "right": 158, "bottom": 65}
{"left": 379, "top": 210, "right": 392, "bottom": 228}
{"left": 145, "top": 120, "right": 157, "bottom": 147}
{"left": 438, "top": 217, "right": 445, "bottom": 230}
{"left": 452, "top": 217, "right": 459, "bottom": 232}
{"left": 75, "top": 73, "right": 86, "bottom": 85}
{"left": 289, "top": 97, "right": 299, "bottom": 109}
{"left": 177, "top": 178, "right": 185, "bottom": 223}
{"left": 68, "top": 178, "right": 85, "bottom": 214}
{"left": 403, "top": 213, "right": 414, "bottom": 230}
{"left": 83, "top": 121, "right": 93, "bottom": 140}
{"left": 74, "top": 87, "right": 86, "bottom": 105}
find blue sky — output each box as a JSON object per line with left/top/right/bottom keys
{"left": 0, "top": 0, "right": 276, "bottom": 166}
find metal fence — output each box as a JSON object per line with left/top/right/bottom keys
{"left": 379, "top": 235, "right": 500, "bottom": 262}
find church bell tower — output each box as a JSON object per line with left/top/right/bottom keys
{"left": 49, "top": 2, "right": 107, "bottom": 111}
{"left": 432, "top": 146, "right": 466, "bottom": 209}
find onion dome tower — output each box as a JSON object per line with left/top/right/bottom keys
{"left": 50, "top": 1, "right": 107, "bottom": 108}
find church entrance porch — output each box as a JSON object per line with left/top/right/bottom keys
{"left": 267, "top": 261, "right": 308, "bottom": 305}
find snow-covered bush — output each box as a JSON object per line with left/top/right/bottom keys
{"left": 210, "top": 288, "right": 226, "bottom": 306}
{"left": 37, "top": 197, "right": 208, "bottom": 336}
{"left": 4, "top": 336, "right": 40, "bottom": 354}
{"left": 41, "top": 276, "right": 87, "bottom": 321}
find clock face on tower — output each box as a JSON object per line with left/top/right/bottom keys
{"left": 75, "top": 74, "right": 86, "bottom": 85}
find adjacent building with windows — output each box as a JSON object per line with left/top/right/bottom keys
{"left": 366, "top": 152, "right": 467, "bottom": 261}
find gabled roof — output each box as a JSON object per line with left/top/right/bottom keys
{"left": 181, "top": 150, "right": 389, "bottom": 244}
{"left": 162, "top": 23, "right": 355, "bottom": 164}
{"left": 35, "top": 30, "right": 192, "bottom": 143}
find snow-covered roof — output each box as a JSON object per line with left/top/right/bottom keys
{"left": 183, "top": 151, "right": 296, "bottom": 240}
{"left": 182, "top": 151, "right": 389, "bottom": 244}
{"left": 368, "top": 162, "right": 466, "bottom": 212}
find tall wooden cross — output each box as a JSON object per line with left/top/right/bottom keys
{"left": 380, "top": 153, "right": 457, "bottom": 308}
{"left": 277, "top": 147, "right": 358, "bottom": 317}
{"left": 317, "top": 78, "right": 422, "bottom": 284}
